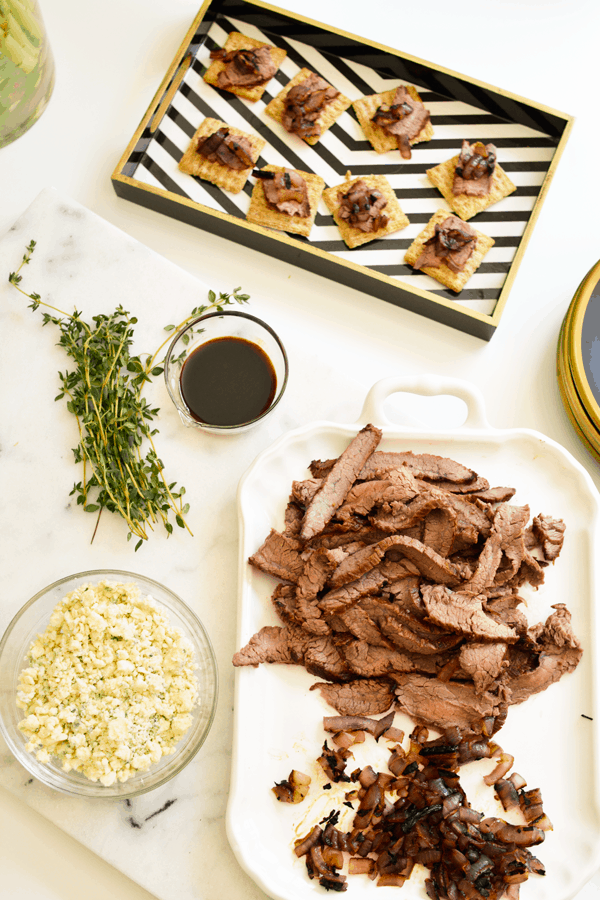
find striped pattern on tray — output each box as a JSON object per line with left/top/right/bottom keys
{"left": 132, "top": 13, "right": 556, "bottom": 317}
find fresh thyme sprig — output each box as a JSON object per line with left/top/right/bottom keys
{"left": 8, "top": 240, "right": 249, "bottom": 549}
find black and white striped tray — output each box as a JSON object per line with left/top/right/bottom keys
{"left": 113, "top": 0, "right": 572, "bottom": 340}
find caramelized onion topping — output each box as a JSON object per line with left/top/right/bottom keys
{"left": 371, "top": 85, "right": 431, "bottom": 159}
{"left": 414, "top": 216, "right": 476, "bottom": 274}
{"left": 254, "top": 167, "right": 311, "bottom": 218}
{"left": 337, "top": 180, "right": 389, "bottom": 233}
{"left": 196, "top": 127, "right": 254, "bottom": 170}
{"left": 455, "top": 140, "right": 497, "bottom": 181}
{"left": 282, "top": 72, "right": 339, "bottom": 140}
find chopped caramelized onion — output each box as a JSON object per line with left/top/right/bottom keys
{"left": 382, "top": 726, "right": 405, "bottom": 743}
{"left": 483, "top": 752, "right": 514, "bottom": 786}
{"left": 288, "top": 724, "right": 548, "bottom": 896}
{"left": 331, "top": 730, "right": 358, "bottom": 749}
{"left": 532, "top": 813, "right": 553, "bottom": 832}
{"left": 358, "top": 765, "right": 378, "bottom": 788}
{"left": 495, "top": 823, "right": 545, "bottom": 847}
{"left": 510, "top": 771, "right": 528, "bottom": 790}
{"left": 377, "top": 873, "right": 407, "bottom": 887}
{"left": 441, "top": 792, "right": 463, "bottom": 817}
{"left": 322, "top": 846, "right": 344, "bottom": 869}
{"left": 272, "top": 769, "right": 311, "bottom": 803}
{"left": 348, "top": 856, "right": 375, "bottom": 876}
{"left": 294, "top": 825, "right": 323, "bottom": 857}
{"left": 519, "top": 786, "right": 545, "bottom": 823}
{"left": 307, "top": 844, "right": 348, "bottom": 891}
{"left": 318, "top": 741, "right": 352, "bottom": 782}
{"left": 494, "top": 777, "right": 521, "bottom": 811}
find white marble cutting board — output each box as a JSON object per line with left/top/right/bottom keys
{"left": 2, "top": 189, "right": 599, "bottom": 900}
{"left": 0, "top": 188, "right": 380, "bottom": 900}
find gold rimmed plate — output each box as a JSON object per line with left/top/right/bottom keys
{"left": 566, "top": 259, "right": 600, "bottom": 429}
{"left": 557, "top": 317, "right": 600, "bottom": 462}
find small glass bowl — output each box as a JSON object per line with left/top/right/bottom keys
{"left": 0, "top": 570, "right": 218, "bottom": 798}
{"left": 164, "top": 310, "right": 289, "bottom": 435}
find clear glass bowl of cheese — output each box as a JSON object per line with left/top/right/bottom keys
{"left": 0, "top": 570, "right": 218, "bottom": 798}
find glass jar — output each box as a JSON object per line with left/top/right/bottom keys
{"left": 0, "top": 0, "right": 55, "bottom": 148}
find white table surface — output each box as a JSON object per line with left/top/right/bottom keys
{"left": 3, "top": 0, "right": 600, "bottom": 898}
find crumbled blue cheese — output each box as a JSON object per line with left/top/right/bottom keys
{"left": 16, "top": 580, "right": 198, "bottom": 786}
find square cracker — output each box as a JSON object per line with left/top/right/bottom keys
{"left": 203, "top": 31, "right": 287, "bottom": 103}
{"left": 352, "top": 85, "right": 434, "bottom": 154}
{"left": 264, "top": 67, "right": 351, "bottom": 146}
{"left": 323, "top": 174, "right": 410, "bottom": 249}
{"left": 246, "top": 166, "right": 325, "bottom": 237}
{"left": 178, "top": 118, "right": 265, "bottom": 194}
{"left": 404, "top": 208, "right": 495, "bottom": 292}
{"left": 427, "top": 154, "right": 516, "bottom": 220}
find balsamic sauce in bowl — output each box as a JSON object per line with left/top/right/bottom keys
{"left": 164, "top": 310, "right": 288, "bottom": 434}
{"left": 180, "top": 336, "right": 277, "bottom": 427}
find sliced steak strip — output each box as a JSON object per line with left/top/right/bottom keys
{"left": 533, "top": 513, "right": 566, "bottom": 562}
{"left": 310, "top": 678, "right": 395, "bottom": 716}
{"left": 335, "top": 475, "right": 418, "bottom": 521}
{"left": 538, "top": 603, "right": 581, "bottom": 650}
{"left": 374, "top": 486, "right": 491, "bottom": 549}
{"left": 422, "top": 584, "right": 518, "bottom": 642}
{"left": 370, "top": 491, "right": 455, "bottom": 534}
{"left": 463, "top": 503, "right": 529, "bottom": 593}
{"left": 462, "top": 531, "right": 503, "bottom": 595}
{"left": 233, "top": 625, "right": 308, "bottom": 667}
{"left": 283, "top": 500, "right": 304, "bottom": 536}
{"left": 292, "top": 478, "right": 322, "bottom": 507}
{"left": 271, "top": 583, "right": 300, "bottom": 625}
{"left": 443, "top": 492, "right": 492, "bottom": 544}
{"left": 329, "top": 535, "right": 463, "bottom": 589}
{"left": 505, "top": 645, "right": 582, "bottom": 705}
{"left": 423, "top": 506, "right": 456, "bottom": 557}
{"left": 232, "top": 625, "right": 354, "bottom": 683}
{"left": 249, "top": 529, "right": 305, "bottom": 583}
{"left": 484, "top": 593, "right": 529, "bottom": 637}
{"left": 358, "top": 596, "right": 463, "bottom": 654}
{"left": 304, "top": 636, "right": 354, "bottom": 682}
{"left": 358, "top": 451, "right": 477, "bottom": 483}
{"left": 384, "top": 574, "right": 421, "bottom": 604}
{"left": 335, "top": 606, "right": 390, "bottom": 647}
{"left": 343, "top": 641, "right": 415, "bottom": 676}
{"left": 394, "top": 673, "right": 505, "bottom": 733}
{"left": 459, "top": 641, "right": 507, "bottom": 694}
{"left": 301, "top": 424, "right": 382, "bottom": 540}
{"left": 309, "top": 526, "right": 388, "bottom": 550}
{"left": 319, "top": 567, "right": 388, "bottom": 615}
{"left": 493, "top": 503, "right": 531, "bottom": 585}
{"left": 507, "top": 547, "right": 546, "bottom": 589}
{"left": 378, "top": 613, "right": 463, "bottom": 656}
{"left": 309, "top": 457, "right": 336, "bottom": 479}
{"left": 295, "top": 548, "right": 342, "bottom": 634}
{"left": 466, "top": 486, "right": 516, "bottom": 503}
{"left": 434, "top": 475, "right": 490, "bottom": 494}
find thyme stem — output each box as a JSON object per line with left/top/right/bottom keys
{"left": 7, "top": 240, "right": 250, "bottom": 548}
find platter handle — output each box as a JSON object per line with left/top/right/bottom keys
{"left": 358, "top": 375, "right": 490, "bottom": 431}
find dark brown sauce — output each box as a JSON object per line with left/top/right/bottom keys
{"left": 180, "top": 336, "right": 277, "bottom": 427}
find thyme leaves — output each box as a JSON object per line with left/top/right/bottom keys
{"left": 8, "top": 240, "right": 249, "bottom": 548}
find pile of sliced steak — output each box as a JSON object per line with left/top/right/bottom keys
{"left": 233, "top": 425, "right": 581, "bottom": 735}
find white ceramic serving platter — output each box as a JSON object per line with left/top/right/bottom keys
{"left": 228, "top": 375, "right": 600, "bottom": 900}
